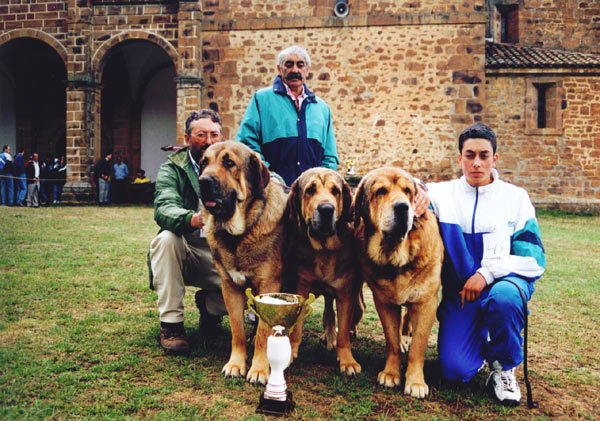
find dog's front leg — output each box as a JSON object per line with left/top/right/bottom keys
{"left": 321, "top": 294, "right": 336, "bottom": 350}
{"left": 221, "top": 278, "right": 247, "bottom": 378}
{"left": 373, "top": 295, "right": 402, "bottom": 387}
{"left": 403, "top": 295, "right": 437, "bottom": 398}
{"left": 246, "top": 319, "right": 270, "bottom": 384}
{"left": 335, "top": 291, "right": 361, "bottom": 376}
{"left": 289, "top": 279, "right": 312, "bottom": 361}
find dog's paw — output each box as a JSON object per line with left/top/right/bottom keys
{"left": 222, "top": 361, "right": 246, "bottom": 378}
{"left": 246, "top": 363, "right": 269, "bottom": 385}
{"left": 320, "top": 332, "right": 337, "bottom": 351}
{"left": 400, "top": 334, "right": 412, "bottom": 353}
{"left": 404, "top": 380, "right": 429, "bottom": 399}
{"left": 377, "top": 370, "right": 401, "bottom": 387}
{"left": 340, "top": 360, "right": 362, "bottom": 376}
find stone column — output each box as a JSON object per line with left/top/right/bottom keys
{"left": 175, "top": 1, "right": 203, "bottom": 143}
{"left": 63, "top": 0, "right": 96, "bottom": 202}
{"left": 63, "top": 78, "right": 101, "bottom": 202}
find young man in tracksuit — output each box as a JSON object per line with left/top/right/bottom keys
{"left": 236, "top": 45, "right": 338, "bottom": 186}
{"left": 417, "top": 123, "right": 546, "bottom": 406}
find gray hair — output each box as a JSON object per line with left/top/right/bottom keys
{"left": 277, "top": 46, "right": 311, "bottom": 68}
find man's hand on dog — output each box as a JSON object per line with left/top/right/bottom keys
{"left": 414, "top": 184, "right": 429, "bottom": 220}
{"left": 459, "top": 273, "right": 487, "bottom": 308}
{"left": 190, "top": 211, "right": 204, "bottom": 229}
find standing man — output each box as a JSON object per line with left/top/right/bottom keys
{"left": 25, "top": 153, "right": 40, "bottom": 208}
{"left": 0, "top": 145, "right": 14, "bottom": 206}
{"left": 112, "top": 155, "right": 129, "bottom": 203}
{"left": 416, "top": 123, "right": 546, "bottom": 406}
{"left": 14, "top": 147, "right": 27, "bottom": 206}
{"left": 96, "top": 152, "right": 112, "bottom": 204}
{"left": 236, "top": 45, "right": 339, "bottom": 186}
{"left": 149, "top": 109, "right": 227, "bottom": 355}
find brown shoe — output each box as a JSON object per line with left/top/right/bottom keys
{"left": 160, "top": 326, "right": 190, "bottom": 355}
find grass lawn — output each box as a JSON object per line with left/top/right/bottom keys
{"left": 0, "top": 206, "right": 598, "bottom": 420}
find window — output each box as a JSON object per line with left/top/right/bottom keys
{"left": 526, "top": 78, "right": 563, "bottom": 135}
{"left": 498, "top": 4, "right": 519, "bottom": 43}
{"left": 533, "top": 83, "right": 553, "bottom": 128}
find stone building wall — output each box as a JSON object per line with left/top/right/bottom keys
{"left": 202, "top": 7, "right": 487, "bottom": 181}
{"left": 485, "top": 72, "right": 600, "bottom": 212}
{"left": 518, "top": 0, "right": 600, "bottom": 54}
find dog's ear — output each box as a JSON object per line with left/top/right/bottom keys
{"left": 341, "top": 178, "right": 354, "bottom": 223}
{"left": 284, "top": 178, "right": 301, "bottom": 223}
{"left": 248, "top": 152, "right": 270, "bottom": 198}
{"left": 353, "top": 179, "right": 366, "bottom": 228}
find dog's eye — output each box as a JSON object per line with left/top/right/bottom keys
{"left": 223, "top": 158, "right": 235, "bottom": 169}
{"left": 375, "top": 187, "right": 387, "bottom": 197}
{"left": 306, "top": 186, "right": 316, "bottom": 196}
{"left": 404, "top": 188, "right": 412, "bottom": 196}
{"left": 200, "top": 158, "right": 208, "bottom": 170}
{"left": 331, "top": 186, "right": 340, "bottom": 196}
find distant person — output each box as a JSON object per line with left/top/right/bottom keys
{"left": 148, "top": 109, "right": 227, "bottom": 355}
{"left": 53, "top": 156, "right": 67, "bottom": 204}
{"left": 95, "top": 152, "right": 112, "bottom": 204}
{"left": 415, "top": 123, "right": 546, "bottom": 406}
{"left": 112, "top": 155, "right": 129, "bottom": 203}
{"left": 40, "top": 157, "right": 53, "bottom": 206}
{"left": 0, "top": 145, "right": 14, "bottom": 206}
{"left": 133, "top": 169, "right": 150, "bottom": 184}
{"left": 236, "top": 45, "right": 338, "bottom": 186}
{"left": 25, "top": 153, "right": 40, "bottom": 208}
{"left": 13, "top": 147, "right": 26, "bottom": 206}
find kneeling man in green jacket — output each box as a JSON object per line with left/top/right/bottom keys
{"left": 149, "top": 109, "right": 227, "bottom": 355}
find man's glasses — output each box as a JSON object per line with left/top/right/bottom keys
{"left": 283, "top": 60, "right": 306, "bottom": 69}
{"left": 192, "top": 132, "right": 220, "bottom": 140}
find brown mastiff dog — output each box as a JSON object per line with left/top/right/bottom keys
{"left": 285, "top": 168, "right": 364, "bottom": 375}
{"left": 198, "top": 141, "right": 287, "bottom": 385}
{"left": 353, "top": 167, "right": 443, "bottom": 398}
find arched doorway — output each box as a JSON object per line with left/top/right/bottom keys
{"left": 100, "top": 40, "right": 176, "bottom": 183}
{"left": 0, "top": 38, "right": 66, "bottom": 162}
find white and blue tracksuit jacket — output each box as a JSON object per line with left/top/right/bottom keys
{"left": 427, "top": 169, "right": 546, "bottom": 380}
{"left": 428, "top": 169, "right": 545, "bottom": 294}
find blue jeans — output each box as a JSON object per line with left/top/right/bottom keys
{"left": 16, "top": 173, "right": 26, "bottom": 204}
{"left": 437, "top": 276, "right": 534, "bottom": 382}
{"left": 1, "top": 175, "right": 14, "bottom": 205}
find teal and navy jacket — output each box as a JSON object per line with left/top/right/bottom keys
{"left": 236, "top": 76, "right": 339, "bottom": 186}
{"left": 427, "top": 169, "right": 546, "bottom": 295}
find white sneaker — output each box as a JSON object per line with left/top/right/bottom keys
{"left": 486, "top": 360, "right": 522, "bottom": 406}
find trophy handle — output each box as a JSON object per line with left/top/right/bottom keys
{"left": 245, "top": 288, "right": 264, "bottom": 324}
{"left": 289, "top": 293, "right": 316, "bottom": 335}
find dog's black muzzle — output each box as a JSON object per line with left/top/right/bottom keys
{"left": 310, "top": 202, "right": 336, "bottom": 238}
{"left": 384, "top": 201, "right": 411, "bottom": 242}
{"left": 199, "top": 175, "right": 235, "bottom": 220}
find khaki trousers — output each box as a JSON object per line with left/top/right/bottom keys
{"left": 149, "top": 229, "right": 227, "bottom": 323}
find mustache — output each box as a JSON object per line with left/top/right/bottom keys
{"left": 285, "top": 72, "right": 303, "bottom": 80}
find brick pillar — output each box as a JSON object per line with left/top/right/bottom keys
{"left": 63, "top": 80, "right": 101, "bottom": 202}
{"left": 175, "top": 1, "right": 203, "bottom": 144}
{"left": 63, "top": 0, "right": 97, "bottom": 202}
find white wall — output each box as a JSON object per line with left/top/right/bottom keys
{"left": 140, "top": 65, "right": 176, "bottom": 182}
{"left": 0, "top": 68, "right": 16, "bottom": 154}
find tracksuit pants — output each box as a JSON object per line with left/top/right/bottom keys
{"left": 437, "top": 276, "right": 534, "bottom": 382}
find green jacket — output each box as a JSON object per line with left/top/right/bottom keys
{"left": 148, "top": 147, "right": 200, "bottom": 289}
{"left": 154, "top": 147, "right": 201, "bottom": 235}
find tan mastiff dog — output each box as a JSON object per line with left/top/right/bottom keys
{"left": 353, "top": 167, "right": 443, "bottom": 398}
{"left": 198, "top": 141, "right": 287, "bottom": 385}
{"left": 284, "top": 167, "right": 365, "bottom": 375}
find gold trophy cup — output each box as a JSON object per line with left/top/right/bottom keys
{"left": 245, "top": 288, "right": 315, "bottom": 416}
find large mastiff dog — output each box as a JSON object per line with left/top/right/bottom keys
{"left": 198, "top": 141, "right": 287, "bottom": 384}
{"left": 285, "top": 168, "right": 364, "bottom": 375}
{"left": 353, "top": 167, "right": 443, "bottom": 398}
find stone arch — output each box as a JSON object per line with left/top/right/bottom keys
{"left": 93, "top": 31, "right": 178, "bottom": 82}
{"left": 0, "top": 29, "right": 68, "bottom": 67}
